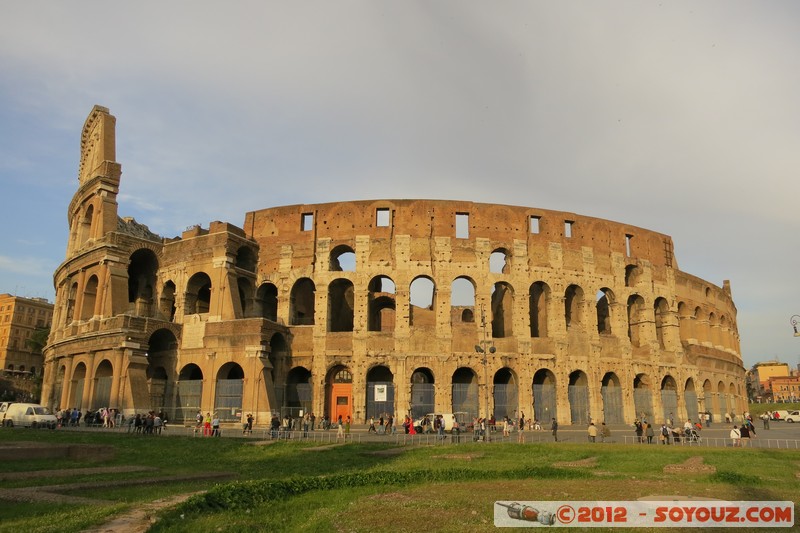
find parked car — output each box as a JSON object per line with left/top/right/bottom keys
{"left": 771, "top": 410, "right": 790, "bottom": 421}
{"left": 783, "top": 410, "right": 800, "bottom": 423}
{"left": 413, "top": 413, "right": 460, "bottom": 433}
{"left": 3, "top": 403, "right": 57, "bottom": 429}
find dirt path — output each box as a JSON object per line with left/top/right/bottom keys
{"left": 81, "top": 491, "right": 202, "bottom": 533}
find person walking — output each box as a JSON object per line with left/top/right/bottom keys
{"left": 518, "top": 416, "right": 526, "bottom": 443}
{"left": 551, "top": 418, "right": 558, "bottom": 442}
{"left": 600, "top": 422, "right": 611, "bottom": 443}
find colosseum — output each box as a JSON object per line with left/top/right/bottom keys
{"left": 42, "top": 106, "right": 747, "bottom": 428}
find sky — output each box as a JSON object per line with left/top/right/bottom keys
{"left": 0, "top": 2, "right": 798, "bottom": 370}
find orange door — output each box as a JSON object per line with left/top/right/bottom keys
{"left": 330, "top": 383, "right": 352, "bottom": 422}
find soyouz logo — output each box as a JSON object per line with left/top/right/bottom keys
{"left": 494, "top": 501, "right": 794, "bottom": 528}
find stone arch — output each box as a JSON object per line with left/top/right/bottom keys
{"left": 684, "top": 377, "right": 699, "bottom": 423}
{"left": 148, "top": 328, "right": 178, "bottom": 357}
{"left": 660, "top": 375, "right": 678, "bottom": 424}
{"left": 80, "top": 275, "right": 99, "bottom": 320}
{"left": 677, "top": 301, "right": 691, "bottom": 341}
{"left": 532, "top": 368, "right": 557, "bottom": 423}
{"left": 600, "top": 372, "right": 624, "bottom": 424}
{"left": 490, "top": 282, "right": 514, "bottom": 338}
{"left": 92, "top": 359, "right": 114, "bottom": 409}
{"left": 633, "top": 373, "right": 653, "bottom": 421}
{"left": 128, "top": 248, "right": 159, "bottom": 317}
{"left": 237, "top": 277, "right": 255, "bottom": 318}
{"left": 451, "top": 276, "right": 476, "bottom": 326}
{"left": 366, "top": 365, "right": 394, "bottom": 420}
{"left": 564, "top": 284, "right": 584, "bottom": 329}
{"left": 627, "top": 294, "right": 647, "bottom": 347}
{"left": 493, "top": 367, "right": 518, "bottom": 420}
{"left": 489, "top": 248, "right": 510, "bottom": 274}
{"left": 66, "top": 281, "right": 78, "bottom": 323}
{"left": 452, "top": 367, "right": 479, "bottom": 422}
{"left": 256, "top": 282, "right": 278, "bottom": 321}
{"left": 328, "top": 278, "right": 355, "bottom": 332}
{"left": 625, "top": 264, "right": 641, "bottom": 287}
{"left": 290, "top": 278, "right": 315, "bottom": 325}
{"left": 284, "top": 366, "right": 312, "bottom": 417}
{"left": 368, "top": 275, "right": 396, "bottom": 332}
{"left": 702, "top": 378, "right": 716, "bottom": 421}
{"left": 70, "top": 362, "right": 87, "bottom": 409}
{"left": 410, "top": 368, "right": 435, "bottom": 418}
{"left": 568, "top": 370, "right": 589, "bottom": 424}
{"left": 330, "top": 244, "right": 356, "bottom": 272}
{"left": 235, "top": 246, "right": 257, "bottom": 272}
{"left": 185, "top": 272, "right": 212, "bottom": 315}
{"left": 77, "top": 203, "right": 94, "bottom": 244}
{"left": 409, "top": 276, "right": 435, "bottom": 327}
{"left": 326, "top": 365, "right": 353, "bottom": 424}
{"left": 175, "top": 363, "right": 203, "bottom": 422}
{"left": 653, "top": 297, "right": 670, "bottom": 349}
{"left": 159, "top": 280, "right": 177, "bottom": 321}
{"left": 529, "top": 281, "right": 549, "bottom": 338}
{"left": 596, "top": 288, "right": 614, "bottom": 335}
{"left": 215, "top": 362, "right": 244, "bottom": 422}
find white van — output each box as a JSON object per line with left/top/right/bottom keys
{"left": 414, "top": 413, "right": 460, "bottom": 433}
{"left": 3, "top": 403, "right": 57, "bottom": 429}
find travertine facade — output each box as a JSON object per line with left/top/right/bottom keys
{"left": 42, "top": 106, "right": 747, "bottom": 426}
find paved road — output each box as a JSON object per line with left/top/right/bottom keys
{"left": 41, "top": 419, "right": 800, "bottom": 449}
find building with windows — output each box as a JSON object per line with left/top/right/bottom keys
{"left": 748, "top": 361, "right": 790, "bottom": 401}
{"left": 0, "top": 293, "right": 53, "bottom": 377}
{"left": 41, "top": 106, "right": 747, "bottom": 426}
{"left": 768, "top": 375, "right": 800, "bottom": 403}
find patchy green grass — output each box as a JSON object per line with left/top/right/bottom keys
{"left": 1, "top": 429, "right": 798, "bottom": 532}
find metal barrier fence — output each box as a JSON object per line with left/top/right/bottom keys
{"left": 622, "top": 435, "right": 800, "bottom": 449}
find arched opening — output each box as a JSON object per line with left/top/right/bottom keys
{"left": 175, "top": 364, "right": 203, "bottom": 422}
{"left": 256, "top": 282, "right": 278, "bottom": 321}
{"left": 568, "top": 370, "right": 589, "bottom": 424}
{"left": 410, "top": 368, "right": 435, "bottom": 419}
{"left": 601, "top": 372, "right": 623, "bottom": 424}
{"left": 284, "top": 367, "right": 312, "bottom": 418}
{"left": 66, "top": 282, "right": 78, "bottom": 323}
{"left": 564, "top": 285, "right": 584, "bottom": 329}
{"left": 215, "top": 363, "right": 244, "bottom": 422}
{"left": 703, "top": 379, "right": 716, "bottom": 422}
{"left": 185, "top": 272, "right": 212, "bottom": 315}
{"left": 128, "top": 249, "right": 159, "bottom": 317}
{"left": 532, "top": 369, "right": 557, "bottom": 423}
{"left": 450, "top": 276, "right": 475, "bottom": 326}
{"left": 326, "top": 365, "right": 352, "bottom": 424}
{"left": 409, "top": 276, "right": 435, "bottom": 328}
{"left": 660, "top": 375, "right": 678, "bottom": 424}
{"left": 452, "top": 367, "right": 478, "bottom": 423}
{"left": 146, "top": 365, "right": 168, "bottom": 414}
{"left": 92, "top": 360, "right": 113, "bottom": 409}
{"left": 237, "top": 277, "right": 254, "bottom": 318}
{"left": 491, "top": 282, "right": 514, "bottom": 338}
{"left": 366, "top": 365, "right": 394, "bottom": 420}
{"left": 330, "top": 245, "right": 356, "bottom": 272}
{"left": 489, "top": 249, "right": 509, "bottom": 274}
{"left": 677, "top": 302, "right": 691, "bottom": 341}
{"left": 493, "top": 368, "right": 517, "bottom": 420}
{"left": 235, "top": 246, "right": 257, "bottom": 272}
{"left": 625, "top": 264, "right": 641, "bottom": 287}
{"left": 78, "top": 204, "right": 94, "bottom": 244}
{"left": 633, "top": 374, "right": 653, "bottom": 422}
{"left": 596, "top": 288, "right": 613, "bottom": 335}
{"left": 328, "top": 279, "right": 354, "bottom": 332}
{"left": 70, "top": 362, "right": 87, "bottom": 409}
{"left": 684, "top": 378, "right": 699, "bottom": 423}
{"left": 80, "top": 275, "right": 99, "bottom": 320}
{"left": 159, "top": 281, "right": 177, "bottom": 321}
{"left": 627, "top": 294, "right": 646, "bottom": 347}
{"left": 368, "top": 276, "right": 396, "bottom": 332}
{"left": 654, "top": 298, "right": 670, "bottom": 349}
{"left": 529, "top": 281, "right": 549, "bottom": 337}
{"left": 290, "top": 278, "right": 316, "bottom": 325}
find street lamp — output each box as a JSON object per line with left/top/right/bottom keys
{"left": 475, "top": 304, "right": 495, "bottom": 442}
{"left": 791, "top": 315, "right": 800, "bottom": 337}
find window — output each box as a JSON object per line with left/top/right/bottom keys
{"left": 376, "top": 208, "right": 390, "bottom": 227}
{"left": 626, "top": 234, "right": 633, "bottom": 256}
{"left": 301, "top": 213, "right": 314, "bottom": 232}
{"left": 530, "top": 216, "right": 540, "bottom": 234}
{"left": 564, "top": 220, "right": 574, "bottom": 238}
{"left": 456, "top": 213, "right": 469, "bottom": 238}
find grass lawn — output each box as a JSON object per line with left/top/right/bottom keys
{"left": 0, "top": 428, "right": 798, "bottom": 533}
